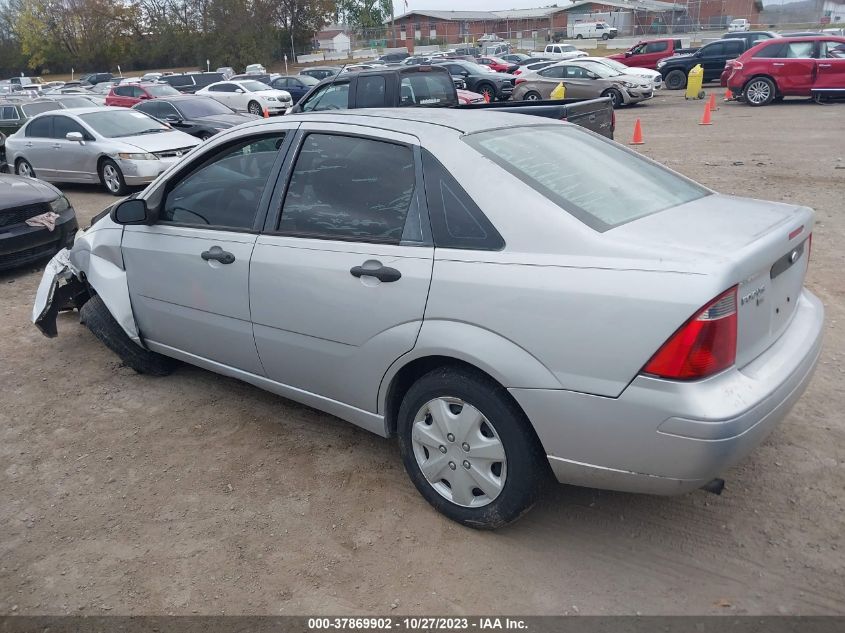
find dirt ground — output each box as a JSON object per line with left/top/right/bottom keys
{"left": 1, "top": 91, "right": 843, "bottom": 616}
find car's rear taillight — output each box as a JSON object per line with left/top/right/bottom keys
{"left": 732, "top": 61, "right": 743, "bottom": 71}
{"left": 642, "top": 286, "right": 738, "bottom": 380}
{"left": 515, "top": 78, "right": 526, "bottom": 85}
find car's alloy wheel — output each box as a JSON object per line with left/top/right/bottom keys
{"left": 248, "top": 101, "right": 263, "bottom": 115}
{"left": 16, "top": 159, "right": 34, "bottom": 178}
{"left": 603, "top": 88, "right": 623, "bottom": 108}
{"left": 524, "top": 91, "right": 541, "bottom": 101}
{"left": 99, "top": 159, "right": 128, "bottom": 196}
{"left": 744, "top": 78, "right": 775, "bottom": 106}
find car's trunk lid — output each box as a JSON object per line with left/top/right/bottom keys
{"left": 609, "top": 194, "right": 814, "bottom": 368}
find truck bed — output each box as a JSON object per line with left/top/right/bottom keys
{"left": 457, "top": 97, "right": 615, "bottom": 139}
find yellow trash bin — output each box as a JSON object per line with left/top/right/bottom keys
{"left": 685, "top": 64, "right": 705, "bottom": 100}
{"left": 550, "top": 81, "right": 566, "bottom": 100}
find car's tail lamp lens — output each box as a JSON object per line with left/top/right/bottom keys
{"left": 642, "top": 287, "right": 738, "bottom": 380}
{"left": 515, "top": 78, "right": 526, "bottom": 85}
{"left": 733, "top": 61, "right": 743, "bottom": 71}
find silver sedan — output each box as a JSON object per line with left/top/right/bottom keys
{"left": 32, "top": 110, "right": 823, "bottom": 528}
{"left": 4, "top": 107, "right": 200, "bottom": 195}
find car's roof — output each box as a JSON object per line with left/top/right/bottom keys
{"left": 258, "top": 108, "right": 551, "bottom": 136}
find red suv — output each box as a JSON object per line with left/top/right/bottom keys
{"left": 105, "top": 83, "right": 181, "bottom": 107}
{"left": 726, "top": 36, "right": 845, "bottom": 106}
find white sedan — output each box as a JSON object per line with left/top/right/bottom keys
{"left": 196, "top": 80, "right": 292, "bottom": 116}
{"left": 579, "top": 56, "right": 663, "bottom": 89}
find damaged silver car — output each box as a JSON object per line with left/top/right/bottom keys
{"left": 33, "top": 110, "right": 824, "bottom": 529}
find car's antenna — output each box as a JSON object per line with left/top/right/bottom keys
{"left": 308, "top": 62, "right": 349, "bottom": 112}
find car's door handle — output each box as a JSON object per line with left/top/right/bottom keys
{"left": 52, "top": 144, "right": 61, "bottom": 149}
{"left": 25, "top": 142, "right": 32, "bottom": 148}
{"left": 818, "top": 63, "right": 832, "bottom": 68}
{"left": 350, "top": 263, "right": 401, "bottom": 282}
{"left": 773, "top": 62, "right": 785, "bottom": 66}
{"left": 201, "top": 246, "right": 235, "bottom": 264}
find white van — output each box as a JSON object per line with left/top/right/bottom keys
{"left": 572, "top": 22, "right": 618, "bottom": 40}
{"left": 728, "top": 19, "right": 750, "bottom": 32}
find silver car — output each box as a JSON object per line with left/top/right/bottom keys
{"left": 4, "top": 107, "right": 200, "bottom": 195}
{"left": 32, "top": 110, "right": 823, "bottom": 528}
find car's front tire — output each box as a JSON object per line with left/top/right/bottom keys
{"left": 80, "top": 295, "right": 177, "bottom": 376}
{"left": 397, "top": 367, "right": 548, "bottom": 529}
{"left": 99, "top": 158, "right": 128, "bottom": 196}
{"left": 247, "top": 100, "right": 263, "bottom": 116}
{"left": 665, "top": 69, "right": 687, "bottom": 90}
{"left": 602, "top": 88, "right": 624, "bottom": 108}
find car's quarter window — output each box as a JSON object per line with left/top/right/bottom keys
{"left": 421, "top": 149, "right": 504, "bottom": 250}
{"left": 463, "top": 125, "right": 709, "bottom": 232}
{"left": 752, "top": 41, "right": 814, "bottom": 58}
{"left": 25, "top": 116, "right": 51, "bottom": 137}
{"left": 159, "top": 133, "right": 286, "bottom": 230}
{"left": 300, "top": 83, "right": 350, "bottom": 111}
{"left": 1, "top": 106, "right": 19, "bottom": 120}
{"left": 278, "top": 133, "right": 415, "bottom": 243}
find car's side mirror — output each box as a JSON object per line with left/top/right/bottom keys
{"left": 235, "top": 88, "right": 244, "bottom": 93}
{"left": 66, "top": 131, "right": 84, "bottom": 143}
{"left": 165, "top": 115, "right": 181, "bottom": 123}
{"left": 111, "top": 198, "right": 155, "bottom": 225}
{"left": 625, "top": 51, "right": 632, "bottom": 57}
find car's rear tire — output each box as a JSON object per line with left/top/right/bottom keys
{"left": 743, "top": 76, "right": 775, "bottom": 106}
{"left": 523, "top": 91, "right": 542, "bottom": 101}
{"left": 15, "top": 158, "right": 35, "bottom": 178}
{"left": 602, "top": 88, "right": 624, "bottom": 108}
{"left": 397, "top": 366, "right": 548, "bottom": 529}
{"left": 602, "top": 33, "right": 609, "bottom": 40}
{"left": 247, "top": 100, "right": 263, "bottom": 116}
{"left": 99, "top": 158, "right": 128, "bottom": 196}
{"left": 665, "top": 69, "right": 687, "bottom": 90}
{"left": 80, "top": 295, "right": 177, "bottom": 376}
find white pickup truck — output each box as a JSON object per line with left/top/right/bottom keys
{"left": 533, "top": 44, "right": 588, "bottom": 60}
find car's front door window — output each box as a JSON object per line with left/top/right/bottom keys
{"left": 160, "top": 133, "right": 286, "bottom": 229}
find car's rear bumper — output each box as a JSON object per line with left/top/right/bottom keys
{"left": 510, "top": 289, "right": 824, "bottom": 495}
{"left": 0, "top": 207, "right": 78, "bottom": 271}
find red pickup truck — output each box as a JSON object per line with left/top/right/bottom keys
{"left": 607, "top": 38, "right": 695, "bottom": 70}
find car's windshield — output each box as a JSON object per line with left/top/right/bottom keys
{"left": 146, "top": 84, "right": 180, "bottom": 96}
{"left": 177, "top": 97, "right": 234, "bottom": 118}
{"left": 578, "top": 61, "right": 622, "bottom": 78}
{"left": 80, "top": 110, "right": 170, "bottom": 137}
{"left": 464, "top": 126, "right": 709, "bottom": 232}
{"left": 239, "top": 80, "right": 269, "bottom": 92}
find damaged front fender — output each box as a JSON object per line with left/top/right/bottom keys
{"left": 31, "top": 215, "right": 142, "bottom": 345}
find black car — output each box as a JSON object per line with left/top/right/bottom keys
{"left": 375, "top": 52, "right": 410, "bottom": 63}
{"left": 299, "top": 66, "right": 343, "bottom": 81}
{"left": 79, "top": 72, "right": 113, "bottom": 86}
{"left": 431, "top": 60, "right": 516, "bottom": 101}
{"left": 0, "top": 174, "right": 77, "bottom": 271}
{"left": 720, "top": 31, "right": 779, "bottom": 47}
{"left": 657, "top": 38, "right": 751, "bottom": 89}
{"left": 132, "top": 95, "right": 259, "bottom": 140}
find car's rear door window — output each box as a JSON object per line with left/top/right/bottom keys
{"left": 464, "top": 125, "right": 709, "bottom": 232}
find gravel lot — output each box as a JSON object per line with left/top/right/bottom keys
{"left": 2, "top": 91, "right": 843, "bottom": 616}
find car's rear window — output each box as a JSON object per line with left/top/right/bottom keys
{"left": 398, "top": 72, "right": 457, "bottom": 107}
{"left": 463, "top": 125, "right": 709, "bottom": 231}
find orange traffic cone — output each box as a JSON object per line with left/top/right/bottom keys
{"left": 630, "top": 118, "right": 644, "bottom": 145}
{"left": 484, "top": 92, "right": 490, "bottom": 103}
{"left": 708, "top": 93, "right": 718, "bottom": 112}
{"left": 724, "top": 87, "right": 734, "bottom": 101}
{"left": 263, "top": 106, "right": 269, "bottom": 118}
{"left": 699, "top": 101, "right": 712, "bottom": 125}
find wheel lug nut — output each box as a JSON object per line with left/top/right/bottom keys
{"left": 446, "top": 433, "right": 455, "bottom": 442}
{"left": 439, "top": 445, "right": 447, "bottom": 454}
{"left": 448, "top": 461, "right": 456, "bottom": 470}
{"left": 462, "top": 460, "right": 471, "bottom": 469}
{"left": 461, "top": 442, "right": 470, "bottom": 451}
